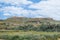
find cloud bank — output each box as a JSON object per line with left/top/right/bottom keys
{"left": 0, "top": 0, "right": 60, "bottom": 20}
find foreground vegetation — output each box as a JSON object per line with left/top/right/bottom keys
{"left": 0, "top": 17, "right": 60, "bottom": 40}
{"left": 0, "top": 23, "right": 60, "bottom": 32}
{"left": 0, "top": 31, "right": 60, "bottom": 40}
{"left": 0, "top": 17, "right": 60, "bottom": 32}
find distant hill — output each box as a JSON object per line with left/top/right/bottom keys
{"left": 5, "top": 17, "right": 54, "bottom": 23}
{"left": 0, "top": 16, "right": 60, "bottom": 31}
{"left": 0, "top": 16, "right": 58, "bottom": 24}
{"left": 0, "top": 17, "right": 54, "bottom": 24}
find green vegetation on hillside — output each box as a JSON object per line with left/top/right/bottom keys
{"left": 0, "top": 17, "right": 60, "bottom": 32}
{"left": 0, "top": 17, "right": 60, "bottom": 40}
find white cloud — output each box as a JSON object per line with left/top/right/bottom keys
{"left": 3, "top": 13, "right": 10, "bottom": 16}
{"left": 0, "top": 0, "right": 33, "bottom": 6}
{"left": 28, "top": 0, "right": 60, "bottom": 20}
{"left": 0, "top": 6, "right": 37, "bottom": 17}
{"left": 0, "top": 0, "right": 60, "bottom": 20}
{"left": 1, "top": 6, "right": 29, "bottom": 16}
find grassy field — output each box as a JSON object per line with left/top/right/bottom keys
{"left": 0, "top": 30, "right": 60, "bottom": 35}
{"left": 0, "top": 30, "right": 59, "bottom": 40}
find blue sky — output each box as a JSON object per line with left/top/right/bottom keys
{"left": 0, "top": 0, "right": 60, "bottom": 20}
